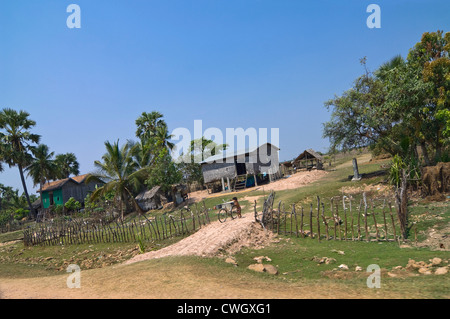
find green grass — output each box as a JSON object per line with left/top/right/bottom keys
{"left": 229, "top": 237, "right": 449, "bottom": 298}
{"left": 0, "top": 229, "right": 24, "bottom": 243}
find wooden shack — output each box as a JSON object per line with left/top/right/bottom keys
{"left": 39, "top": 174, "right": 103, "bottom": 209}
{"left": 135, "top": 186, "right": 167, "bottom": 211}
{"left": 292, "top": 149, "right": 324, "bottom": 171}
{"left": 200, "top": 143, "right": 280, "bottom": 192}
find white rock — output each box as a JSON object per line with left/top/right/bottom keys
{"left": 338, "top": 264, "right": 349, "bottom": 270}
{"left": 434, "top": 267, "right": 448, "bottom": 275}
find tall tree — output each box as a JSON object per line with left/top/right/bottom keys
{"left": 54, "top": 152, "right": 80, "bottom": 179}
{"left": 177, "top": 137, "right": 228, "bottom": 186}
{"left": 132, "top": 111, "right": 175, "bottom": 169}
{"left": 0, "top": 108, "right": 40, "bottom": 218}
{"left": 26, "top": 144, "right": 56, "bottom": 214}
{"left": 323, "top": 31, "right": 450, "bottom": 165}
{"left": 86, "top": 140, "right": 147, "bottom": 219}
{"left": 135, "top": 111, "right": 165, "bottom": 143}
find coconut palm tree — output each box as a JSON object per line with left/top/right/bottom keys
{"left": 26, "top": 144, "right": 57, "bottom": 215}
{"left": 86, "top": 140, "right": 147, "bottom": 219}
{"left": 0, "top": 108, "right": 40, "bottom": 218}
{"left": 54, "top": 152, "right": 80, "bottom": 179}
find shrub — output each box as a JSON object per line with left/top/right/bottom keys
{"left": 13, "top": 208, "right": 29, "bottom": 221}
{"left": 64, "top": 197, "right": 81, "bottom": 212}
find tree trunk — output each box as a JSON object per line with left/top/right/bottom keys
{"left": 38, "top": 180, "right": 44, "bottom": 221}
{"left": 18, "top": 164, "right": 35, "bottom": 219}
{"left": 395, "top": 169, "right": 408, "bottom": 240}
{"left": 420, "top": 142, "right": 431, "bottom": 166}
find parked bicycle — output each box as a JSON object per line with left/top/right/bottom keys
{"left": 215, "top": 200, "right": 238, "bottom": 223}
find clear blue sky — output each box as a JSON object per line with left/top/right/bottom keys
{"left": 1, "top": 0, "right": 449, "bottom": 193}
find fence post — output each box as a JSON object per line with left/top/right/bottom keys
{"left": 316, "top": 196, "right": 321, "bottom": 242}
{"left": 363, "top": 193, "right": 369, "bottom": 242}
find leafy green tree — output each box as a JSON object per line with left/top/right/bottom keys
{"left": 177, "top": 137, "right": 228, "bottom": 186}
{"left": 86, "top": 140, "right": 147, "bottom": 219}
{"left": 407, "top": 30, "right": 450, "bottom": 161}
{"left": 0, "top": 108, "right": 40, "bottom": 218}
{"left": 145, "top": 149, "right": 182, "bottom": 192}
{"left": 323, "top": 31, "right": 450, "bottom": 165}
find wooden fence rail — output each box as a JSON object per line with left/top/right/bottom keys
{"left": 255, "top": 191, "right": 403, "bottom": 242}
{"left": 23, "top": 204, "right": 211, "bottom": 247}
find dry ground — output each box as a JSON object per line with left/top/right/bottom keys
{"left": 0, "top": 256, "right": 391, "bottom": 299}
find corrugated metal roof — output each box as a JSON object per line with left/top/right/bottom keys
{"left": 40, "top": 174, "right": 90, "bottom": 192}
{"left": 294, "top": 149, "right": 323, "bottom": 162}
{"left": 200, "top": 143, "right": 280, "bottom": 164}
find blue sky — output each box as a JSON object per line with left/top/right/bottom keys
{"left": 1, "top": 0, "right": 449, "bottom": 193}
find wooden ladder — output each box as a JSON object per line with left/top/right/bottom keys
{"left": 233, "top": 174, "right": 248, "bottom": 191}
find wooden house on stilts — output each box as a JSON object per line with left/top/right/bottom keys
{"left": 200, "top": 143, "right": 280, "bottom": 193}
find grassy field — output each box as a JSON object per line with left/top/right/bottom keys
{"left": 0, "top": 152, "right": 449, "bottom": 299}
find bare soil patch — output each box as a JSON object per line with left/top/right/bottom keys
{"left": 261, "top": 170, "right": 328, "bottom": 192}
{"left": 340, "top": 183, "right": 393, "bottom": 197}
{"left": 125, "top": 212, "right": 276, "bottom": 264}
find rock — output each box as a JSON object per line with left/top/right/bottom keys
{"left": 431, "top": 258, "right": 442, "bottom": 266}
{"left": 331, "top": 249, "right": 345, "bottom": 255}
{"left": 253, "top": 256, "right": 271, "bottom": 263}
{"left": 264, "top": 264, "right": 278, "bottom": 275}
{"left": 248, "top": 264, "right": 265, "bottom": 273}
{"left": 434, "top": 267, "right": 448, "bottom": 275}
{"left": 247, "top": 263, "right": 278, "bottom": 275}
{"left": 225, "top": 257, "right": 238, "bottom": 266}
{"left": 406, "top": 259, "right": 427, "bottom": 270}
{"left": 325, "top": 258, "right": 336, "bottom": 265}
{"left": 418, "top": 267, "right": 432, "bottom": 275}
{"left": 387, "top": 272, "right": 397, "bottom": 278}
{"left": 338, "top": 264, "right": 349, "bottom": 270}
{"left": 355, "top": 266, "right": 363, "bottom": 272}
{"left": 312, "top": 256, "right": 336, "bottom": 265}
{"left": 393, "top": 266, "right": 403, "bottom": 270}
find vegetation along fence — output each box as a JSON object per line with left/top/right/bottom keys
{"left": 255, "top": 191, "right": 406, "bottom": 242}
{"left": 23, "top": 203, "right": 211, "bottom": 247}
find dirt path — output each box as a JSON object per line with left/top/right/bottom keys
{"left": 260, "top": 170, "right": 328, "bottom": 192}
{"left": 125, "top": 212, "right": 274, "bottom": 264}
{"left": 0, "top": 256, "right": 381, "bottom": 299}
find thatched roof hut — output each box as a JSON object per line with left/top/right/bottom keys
{"left": 135, "top": 186, "right": 167, "bottom": 211}
{"left": 293, "top": 149, "right": 324, "bottom": 170}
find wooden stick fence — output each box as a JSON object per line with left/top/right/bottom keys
{"left": 23, "top": 205, "right": 211, "bottom": 247}
{"left": 257, "top": 192, "right": 402, "bottom": 242}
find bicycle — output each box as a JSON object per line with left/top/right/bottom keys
{"left": 215, "top": 201, "right": 238, "bottom": 223}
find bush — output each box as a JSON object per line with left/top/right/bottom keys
{"left": 13, "top": 208, "right": 29, "bottom": 221}
{"left": 64, "top": 197, "right": 81, "bottom": 212}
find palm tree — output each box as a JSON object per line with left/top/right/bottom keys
{"left": 0, "top": 108, "right": 40, "bottom": 218}
{"left": 131, "top": 112, "right": 175, "bottom": 170}
{"left": 26, "top": 144, "right": 56, "bottom": 214}
{"left": 135, "top": 111, "right": 165, "bottom": 143}
{"left": 155, "top": 124, "right": 175, "bottom": 151}
{"left": 54, "top": 152, "right": 80, "bottom": 179}
{"left": 86, "top": 140, "right": 147, "bottom": 219}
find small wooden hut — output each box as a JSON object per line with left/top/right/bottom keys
{"left": 293, "top": 149, "right": 324, "bottom": 171}
{"left": 135, "top": 186, "right": 167, "bottom": 211}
